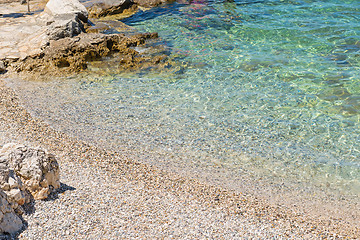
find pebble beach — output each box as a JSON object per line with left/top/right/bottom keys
{"left": 0, "top": 0, "right": 360, "bottom": 238}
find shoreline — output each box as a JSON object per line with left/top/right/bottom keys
{"left": 1, "top": 73, "right": 359, "bottom": 238}
{"left": 4, "top": 71, "right": 360, "bottom": 237}
{"left": 1, "top": 0, "right": 359, "bottom": 238}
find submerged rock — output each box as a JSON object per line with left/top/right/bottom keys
{"left": 86, "top": 0, "right": 178, "bottom": 19}
{"left": 133, "top": 0, "right": 175, "bottom": 8}
{"left": 88, "top": 0, "right": 135, "bottom": 18}
{"left": 0, "top": 144, "right": 60, "bottom": 200}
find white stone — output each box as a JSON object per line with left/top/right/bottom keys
{"left": 0, "top": 143, "right": 60, "bottom": 200}
{"left": 45, "top": 0, "right": 88, "bottom": 22}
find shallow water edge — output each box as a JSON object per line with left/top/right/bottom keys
{"left": 4, "top": 72, "right": 360, "bottom": 230}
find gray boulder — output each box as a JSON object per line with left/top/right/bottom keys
{"left": 46, "top": 14, "right": 84, "bottom": 41}
{"left": 0, "top": 144, "right": 60, "bottom": 200}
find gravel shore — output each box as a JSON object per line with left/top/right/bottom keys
{"left": 0, "top": 1, "right": 359, "bottom": 238}
{"left": 0, "top": 72, "right": 359, "bottom": 239}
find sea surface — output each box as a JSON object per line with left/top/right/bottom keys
{"left": 7, "top": 0, "right": 360, "bottom": 206}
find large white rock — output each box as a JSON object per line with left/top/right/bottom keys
{"left": 45, "top": 0, "right": 89, "bottom": 22}
{"left": 0, "top": 190, "right": 23, "bottom": 234}
{"left": 41, "top": 0, "right": 88, "bottom": 41}
{"left": 0, "top": 144, "right": 60, "bottom": 200}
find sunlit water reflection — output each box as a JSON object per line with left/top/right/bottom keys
{"left": 7, "top": 0, "right": 360, "bottom": 211}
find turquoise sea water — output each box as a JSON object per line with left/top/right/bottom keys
{"left": 8, "top": 0, "right": 360, "bottom": 199}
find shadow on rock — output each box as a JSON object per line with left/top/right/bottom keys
{"left": 0, "top": 233, "right": 19, "bottom": 240}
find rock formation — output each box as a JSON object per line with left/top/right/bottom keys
{"left": 88, "top": 0, "right": 134, "bottom": 18}
{"left": 0, "top": 143, "right": 60, "bottom": 200}
{"left": 0, "top": 143, "right": 61, "bottom": 235}
{"left": 2, "top": 0, "right": 175, "bottom": 76}
{"left": 41, "top": 0, "right": 89, "bottom": 40}
{"left": 12, "top": 31, "right": 159, "bottom": 74}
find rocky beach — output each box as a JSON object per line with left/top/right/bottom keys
{"left": 0, "top": 0, "right": 359, "bottom": 238}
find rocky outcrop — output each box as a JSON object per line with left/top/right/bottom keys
{"left": 2, "top": 0, "right": 183, "bottom": 76}
{"left": 0, "top": 0, "right": 89, "bottom": 61}
{"left": 88, "top": 0, "right": 135, "bottom": 18}
{"left": 0, "top": 143, "right": 60, "bottom": 200}
{"left": 3, "top": 0, "right": 170, "bottom": 75}
{"left": 12, "top": 31, "right": 159, "bottom": 75}
{"left": 0, "top": 190, "right": 23, "bottom": 235}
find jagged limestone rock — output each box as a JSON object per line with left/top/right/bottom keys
{"left": 0, "top": 157, "right": 29, "bottom": 214}
{"left": 0, "top": 190, "right": 23, "bottom": 234}
{"left": 0, "top": 144, "right": 60, "bottom": 200}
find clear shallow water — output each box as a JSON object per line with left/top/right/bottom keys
{"left": 8, "top": 0, "right": 360, "bottom": 198}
